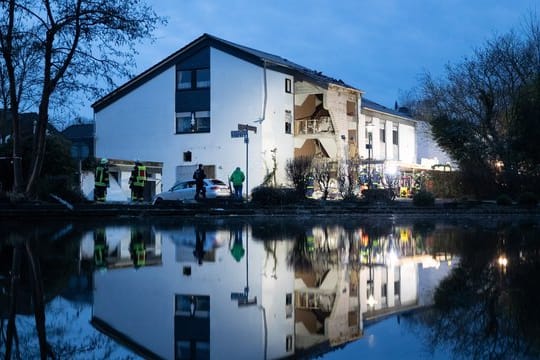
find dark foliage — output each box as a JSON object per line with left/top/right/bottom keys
{"left": 251, "top": 186, "right": 302, "bottom": 205}
{"left": 496, "top": 194, "right": 513, "bottom": 206}
{"left": 517, "top": 192, "right": 538, "bottom": 207}
{"left": 0, "top": 133, "right": 80, "bottom": 201}
{"left": 412, "top": 190, "right": 435, "bottom": 206}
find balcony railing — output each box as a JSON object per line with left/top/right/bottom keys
{"left": 295, "top": 117, "right": 334, "bottom": 135}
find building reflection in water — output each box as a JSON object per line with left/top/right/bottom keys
{"left": 81, "top": 220, "right": 454, "bottom": 359}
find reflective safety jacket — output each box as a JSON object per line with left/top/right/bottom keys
{"left": 132, "top": 165, "right": 146, "bottom": 187}
{"left": 95, "top": 165, "right": 109, "bottom": 187}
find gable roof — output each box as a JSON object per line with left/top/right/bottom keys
{"left": 92, "top": 33, "right": 359, "bottom": 112}
{"left": 361, "top": 98, "right": 415, "bottom": 121}
{"left": 62, "top": 123, "right": 95, "bottom": 139}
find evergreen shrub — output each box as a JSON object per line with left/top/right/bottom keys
{"left": 251, "top": 186, "right": 300, "bottom": 205}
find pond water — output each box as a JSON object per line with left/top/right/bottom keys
{"left": 1, "top": 215, "right": 539, "bottom": 359}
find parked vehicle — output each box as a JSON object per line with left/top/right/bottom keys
{"left": 153, "top": 179, "right": 231, "bottom": 204}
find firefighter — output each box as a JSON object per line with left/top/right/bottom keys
{"left": 94, "top": 158, "right": 110, "bottom": 202}
{"left": 93, "top": 227, "right": 109, "bottom": 269}
{"left": 305, "top": 174, "right": 315, "bottom": 198}
{"left": 129, "top": 161, "right": 146, "bottom": 202}
{"left": 130, "top": 228, "right": 146, "bottom": 268}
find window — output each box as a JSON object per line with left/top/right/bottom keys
{"left": 176, "top": 111, "right": 210, "bottom": 134}
{"left": 380, "top": 128, "right": 386, "bottom": 143}
{"left": 392, "top": 128, "right": 398, "bottom": 145}
{"left": 196, "top": 69, "right": 210, "bottom": 88}
{"left": 285, "top": 110, "right": 292, "bottom": 134}
{"left": 286, "top": 335, "right": 293, "bottom": 352}
{"left": 70, "top": 143, "right": 89, "bottom": 159}
{"left": 175, "top": 294, "right": 210, "bottom": 317}
{"left": 285, "top": 78, "right": 292, "bottom": 93}
{"left": 176, "top": 68, "right": 210, "bottom": 90}
{"left": 177, "top": 70, "right": 192, "bottom": 90}
{"left": 346, "top": 101, "right": 356, "bottom": 116}
{"left": 183, "top": 151, "right": 192, "bottom": 162}
{"left": 286, "top": 293, "right": 293, "bottom": 318}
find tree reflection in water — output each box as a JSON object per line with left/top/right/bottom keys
{"left": 409, "top": 222, "right": 540, "bottom": 359}
{"left": 0, "top": 220, "right": 132, "bottom": 359}
{"left": 1, "top": 217, "right": 539, "bottom": 359}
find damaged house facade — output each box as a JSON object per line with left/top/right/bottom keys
{"left": 92, "top": 34, "right": 418, "bottom": 201}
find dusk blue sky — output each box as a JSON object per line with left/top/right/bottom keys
{"left": 87, "top": 0, "right": 537, "bottom": 117}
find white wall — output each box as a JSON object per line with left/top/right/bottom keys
{"left": 211, "top": 49, "right": 295, "bottom": 191}
{"left": 398, "top": 122, "right": 416, "bottom": 164}
{"left": 92, "top": 226, "right": 295, "bottom": 359}
{"left": 95, "top": 68, "right": 176, "bottom": 189}
{"left": 95, "top": 47, "right": 296, "bottom": 195}
{"left": 416, "top": 120, "right": 454, "bottom": 167}
{"left": 358, "top": 110, "right": 417, "bottom": 166}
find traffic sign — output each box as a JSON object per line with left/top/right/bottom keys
{"left": 231, "top": 130, "right": 247, "bottom": 138}
{"left": 238, "top": 124, "right": 257, "bottom": 134}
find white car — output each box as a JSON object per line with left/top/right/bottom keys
{"left": 153, "top": 178, "right": 231, "bottom": 204}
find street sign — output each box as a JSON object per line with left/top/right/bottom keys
{"left": 238, "top": 124, "right": 257, "bottom": 134}
{"left": 231, "top": 130, "right": 247, "bottom": 138}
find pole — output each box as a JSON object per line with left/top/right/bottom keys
{"left": 367, "top": 133, "right": 372, "bottom": 189}
{"left": 245, "top": 223, "right": 249, "bottom": 294}
{"left": 245, "top": 134, "right": 249, "bottom": 200}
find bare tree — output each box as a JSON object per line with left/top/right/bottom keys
{"left": 338, "top": 159, "right": 358, "bottom": 200}
{"left": 0, "top": 0, "right": 164, "bottom": 196}
{"left": 312, "top": 158, "right": 333, "bottom": 200}
{"left": 285, "top": 156, "right": 312, "bottom": 197}
{"left": 412, "top": 15, "right": 540, "bottom": 196}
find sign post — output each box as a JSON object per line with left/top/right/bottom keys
{"left": 231, "top": 124, "right": 257, "bottom": 200}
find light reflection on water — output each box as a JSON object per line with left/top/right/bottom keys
{"left": 1, "top": 216, "right": 539, "bottom": 359}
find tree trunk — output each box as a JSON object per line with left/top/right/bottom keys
{"left": 2, "top": 0, "right": 24, "bottom": 193}
{"left": 25, "top": 98, "right": 50, "bottom": 196}
{"left": 5, "top": 243, "right": 22, "bottom": 359}
{"left": 11, "top": 107, "right": 24, "bottom": 193}
{"left": 26, "top": 240, "right": 53, "bottom": 359}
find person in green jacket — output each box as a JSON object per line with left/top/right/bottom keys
{"left": 229, "top": 167, "right": 245, "bottom": 199}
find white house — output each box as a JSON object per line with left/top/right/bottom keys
{"left": 92, "top": 34, "right": 421, "bottom": 201}
{"left": 358, "top": 99, "right": 418, "bottom": 180}
{"left": 87, "top": 223, "right": 296, "bottom": 359}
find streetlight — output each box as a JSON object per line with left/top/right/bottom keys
{"left": 365, "top": 123, "right": 374, "bottom": 189}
